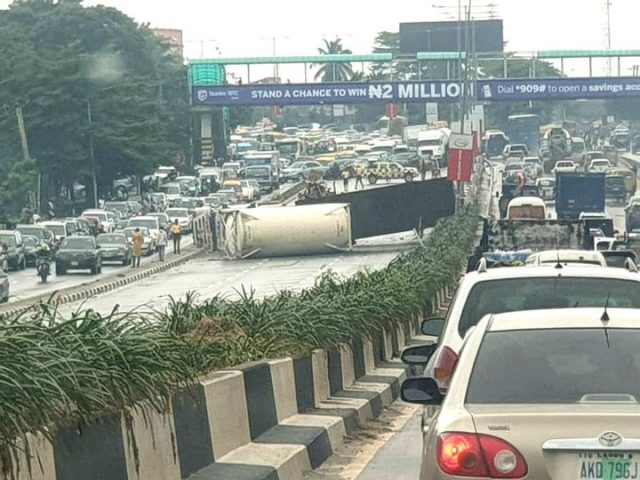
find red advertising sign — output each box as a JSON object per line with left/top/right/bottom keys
{"left": 447, "top": 148, "right": 474, "bottom": 182}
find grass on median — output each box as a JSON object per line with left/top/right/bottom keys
{"left": 0, "top": 211, "right": 477, "bottom": 477}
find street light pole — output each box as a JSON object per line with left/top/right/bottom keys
{"left": 87, "top": 100, "right": 98, "bottom": 208}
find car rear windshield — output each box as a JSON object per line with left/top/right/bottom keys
{"left": 0, "top": 234, "right": 16, "bottom": 246}
{"left": 97, "top": 234, "right": 126, "bottom": 245}
{"left": 18, "top": 227, "right": 44, "bottom": 240}
{"left": 128, "top": 219, "right": 158, "bottom": 229}
{"left": 45, "top": 225, "right": 65, "bottom": 236}
{"left": 458, "top": 278, "right": 640, "bottom": 336}
{"left": 60, "top": 238, "right": 94, "bottom": 250}
{"left": 466, "top": 329, "right": 640, "bottom": 404}
{"left": 166, "top": 209, "right": 187, "bottom": 218}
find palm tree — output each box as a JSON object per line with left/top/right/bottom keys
{"left": 312, "top": 38, "right": 354, "bottom": 82}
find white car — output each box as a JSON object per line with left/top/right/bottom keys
{"left": 416, "top": 266, "right": 640, "bottom": 397}
{"left": 127, "top": 216, "right": 160, "bottom": 239}
{"left": 552, "top": 160, "right": 578, "bottom": 173}
{"left": 123, "top": 227, "right": 156, "bottom": 256}
{"left": 589, "top": 158, "right": 612, "bottom": 172}
{"left": 165, "top": 208, "right": 192, "bottom": 233}
{"left": 81, "top": 209, "right": 115, "bottom": 233}
{"left": 402, "top": 308, "right": 640, "bottom": 480}
{"left": 525, "top": 249, "right": 607, "bottom": 267}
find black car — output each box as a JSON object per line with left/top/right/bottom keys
{"left": 97, "top": 233, "right": 132, "bottom": 266}
{"left": 55, "top": 236, "right": 102, "bottom": 275}
{"left": 22, "top": 235, "right": 39, "bottom": 267}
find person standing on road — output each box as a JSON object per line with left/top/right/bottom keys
{"left": 170, "top": 219, "right": 182, "bottom": 254}
{"left": 132, "top": 228, "right": 144, "bottom": 268}
{"left": 156, "top": 227, "right": 168, "bottom": 262}
{"left": 355, "top": 164, "right": 365, "bottom": 190}
{"left": 341, "top": 168, "right": 350, "bottom": 192}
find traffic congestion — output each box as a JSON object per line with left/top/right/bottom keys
{"left": 395, "top": 115, "right": 640, "bottom": 480}
{"left": 5, "top": 0, "right": 640, "bottom": 479}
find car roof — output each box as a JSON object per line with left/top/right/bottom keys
{"left": 531, "top": 250, "right": 606, "bottom": 265}
{"left": 488, "top": 308, "right": 640, "bottom": 332}
{"left": 130, "top": 216, "right": 157, "bottom": 220}
{"left": 466, "top": 265, "right": 640, "bottom": 281}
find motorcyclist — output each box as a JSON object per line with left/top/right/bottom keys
{"left": 35, "top": 242, "right": 52, "bottom": 264}
{"left": 35, "top": 242, "right": 51, "bottom": 282}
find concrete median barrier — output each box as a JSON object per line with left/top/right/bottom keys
{"left": 9, "top": 283, "right": 456, "bottom": 480}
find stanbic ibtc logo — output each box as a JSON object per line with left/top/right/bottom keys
{"left": 196, "top": 89, "right": 209, "bottom": 102}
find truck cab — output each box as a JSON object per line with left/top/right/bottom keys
{"left": 243, "top": 152, "right": 281, "bottom": 193}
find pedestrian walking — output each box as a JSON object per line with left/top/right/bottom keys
{"left": 420, "top": 158, "right": 428, "bottom": 181}
{"left": 355, "top": 164, "right": 365, "bottom": 190}
{"left": 170, "top": 219, "right": 182, "bottom": 254}
{"left": 341, "top": 169, "right": 350, "bottom": 192}
{"left": 132, "top": 228, "right": 144, "bottom": 268}
{"left": 156, "top": 227, "right": 168, "bottom": 262}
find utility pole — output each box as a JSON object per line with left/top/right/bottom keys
{"left": 15, "top": 107, "right": 30, "bottom": 163}
{"left": 87, "top": 100, "right": 98, "bottom": 208}
{"left": 16, "top": 106, "right": 39, "bottom": 214}
{"left": 605, "top": 0, "right": 612, "bottom": 75}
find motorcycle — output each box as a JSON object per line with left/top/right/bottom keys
{"left": 36, "top": 257, "right": 50, "bottom": 283}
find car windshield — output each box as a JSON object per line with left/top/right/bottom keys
{"left": 60, "top": 237, "right": 94, "bottom": 250}
{"left": 466, "top": 329, "right": 640, "bottom": 404}
{"left": 166, "top": 209, "right": 188, "bottom": 218}
{"left": 458, "top": 278, "right": 640, "bottom": 336}
{"left": 18, "top": 227, "right": 44, "bottom": 240}
{"left": 174, "top": 198, "right": 203, "bottom": 208}
{"left": 205, "top": 197, "right": 222, "bottom": 206}
{"left": 84, "top": 212, "right": 107, "bottom": 221}
{"left": 0, "top": 235, "right": 16, "bottom": 247}
{"left": 23, "top": 236, "right": 38, "bottom": 247}
{"left": 128, "top": 219, "right": 158, "bottom": 229}
{"left": 104, "top": 203, "right": 128, "bottom": 213}
{"left": 247, "top": 167, "right": 271, "bottom": 177}
{"left": 161, "top": 185, "right": 180, "bottom": 194}
{"left": 45, "top": 224, "right": 65, "bottom": 236}
{"left": 97, "top": 234, "right": 126, "bottom": 245}
{"left": 289, "top": 162, "right": 305, "bottom": 169}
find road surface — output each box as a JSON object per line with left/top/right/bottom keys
{"left": 6, "top": 236, "right": 194, "bottom": 303}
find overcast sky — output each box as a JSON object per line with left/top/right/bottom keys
{"left": 2, "top": 0, "right": 639, "bottom": 79}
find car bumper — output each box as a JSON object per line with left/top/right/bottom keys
{"left": 56, "top": 257, "right": 98, "bottom": 269}
{"left": 101, "top": 250, "right": 129, "bottom": 261}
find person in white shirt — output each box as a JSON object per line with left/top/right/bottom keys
{"left": 156, "top": 227, "right": 168, "bottom": 262}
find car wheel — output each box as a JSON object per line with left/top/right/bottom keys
{"left": 404, "top": 174, "right": 414, "bottom": 183}
{"left": 122, "top": 258, "right": 129, "bottom": 266}
{"left": 55, "top": 264, "right": 65, "bottom": 276}
{"left": 90, "top": 265, "right": 97, "bottom": 275}
{"left": 20, "top": 256, "right": 26, "bottom": 270}
{"left": 368, "top": 175, "right": 378, "bottom": 185}
{"left": 297, "top": 174, "right": 305, "bottom": 182}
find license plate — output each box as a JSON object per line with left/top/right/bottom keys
{"left": 71, "top": 261, "right": 79, "bottom": 266}
{"left": 578, "top": 453, "right": 639, "bottom": 479}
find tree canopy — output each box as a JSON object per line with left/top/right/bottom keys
{"left": 0, "top": 0, "right": 190, "bottom": 216}
{"left": 312, "top": 38, "right": 354, "bottom": 82}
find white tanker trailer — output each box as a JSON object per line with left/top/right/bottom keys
{"left": 217, "top": 204, "right": 352, "bottom": 259}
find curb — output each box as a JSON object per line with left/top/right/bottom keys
{"left": 15, "top": 285, "right": 451, "bottom": 480}
{"left": 0, "top": 248, "right": 206, "bottom": 317}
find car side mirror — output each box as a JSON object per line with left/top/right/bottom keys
{"left": 400, "top": 377, "right": 443, "bottom": 405}
{"left": 421, "top": 317, "right": 445, "bottom": 337}
{"left": 401, "top": 344, "right": 438, "bottom": 366}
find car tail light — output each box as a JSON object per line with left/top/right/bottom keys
{"left": 434, "top": 346, "right": 458, "bottom": 383}
{"left": 437, "top": 433, "right": 528, "bottom": 478}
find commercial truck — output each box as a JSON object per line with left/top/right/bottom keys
{"left": 555, "top": 173, "right": 606, "bottom": 220}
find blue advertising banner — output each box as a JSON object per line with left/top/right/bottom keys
{"left": 192, "top": 81, "right": 465, "bottom": 106}
{"left": 193, "top": 77, "right": 640, "bottom": 107}
{"left": 476, "top": 77, "right": 640, "bottom": 102}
